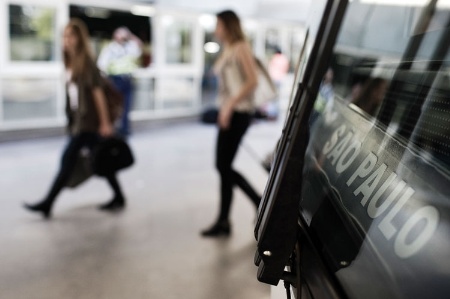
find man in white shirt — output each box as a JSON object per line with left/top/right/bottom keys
{"left": 98, "top": 27, "right": 142, "bottom": 137}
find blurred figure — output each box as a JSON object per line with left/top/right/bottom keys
{"left": 310, "top": 68, "right": 335, "bottom": 124}
{"left": 201, "top": 10, "right": 261, "bottom": 237}
{"left": 319, "top": 68, "right": 335, "bottom": 106}
{"left": 24, "top": 19, "right": 125, "bottom": 219}
{"left": 268, "top": 48, "right": 289, "bottom": 89}
{"left": 351, "top": 77, "right": 388, "bottom": 116}
{"left": 263, "top": 48, "right": 289, "bottom": 120}
{"left": 97, "top": 26, "right": 142, "bottom": 137}
{"left": 346, "top": 81, "right": 363, "bottom": 103}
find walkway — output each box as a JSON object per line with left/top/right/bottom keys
{"left": 0, "top": 118, "right": 284, "bottom": 299}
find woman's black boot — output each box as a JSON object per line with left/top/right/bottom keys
{"left": 201, "top": 221, "right": 231, "bottom": 237}
{"left": 98, "top": 196, "right": 125, "bottom": 211}
{"left": 23, "top": 201, "right": 52, "bottom": 219}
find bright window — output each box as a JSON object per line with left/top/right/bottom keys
{"left": 9, "top": 4, "right": 57, "bottom": 61}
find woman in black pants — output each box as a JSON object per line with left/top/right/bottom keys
{"left": 24, "top": 19, "right": 125, "bottom": 219}
{"left": 201, "top": 10, "right": 261, "bottom": 237}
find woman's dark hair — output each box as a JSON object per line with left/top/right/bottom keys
{"left": 63, "top": 18, "right": 97, "bottom": 80}
{"left": 216, "top": 10, "right": 246, "bottom": 44}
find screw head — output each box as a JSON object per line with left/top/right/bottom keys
{"left": 340, "top": 261, "right": 349, "bottom": 267}
{"left": 263, "top": 251, "right": 272, "bottom": 257}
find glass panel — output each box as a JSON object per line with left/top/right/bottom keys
{"left": 164, "top": 18, "right": 193, "bottom": 64}
{"left": 158, "top": 78, "right": 195, "bottom": 109}
{"left": 243, "top": 19, "right": 257, "bottom": 50}
{"left": 264, "top": 28, "right": 280, "bottom": 63}
{"left": 133, "top": 77, "right": 155, "bottom": 111}
{"left": 294, "top": 0, "right": 329, "bottom": 85}
{"left": 9, "top": 4, "right": 57, "bottom": 61}
{"left": 69, "top": 5, "right": 152, "bottom": 67}
{"left": 301, "top": 1, "right": 450, "bottom": 298}
{"left": 201, "top": 30, "right": 219, "bottom": 107}
{"left": 289, "top": 28, "right": 306, "bottom": 72}
{"left": 2, "top": 78, "right": 58, "bottom": 121}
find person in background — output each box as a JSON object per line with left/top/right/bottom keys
{"left": 346, "top": 81, "right": 363, "bottom": 103}
{"left": 97, "top": 26, "right": 142, "bottom": 137}
{"left": 201, "top": 10, "right": 262, "bottom": 237}
{"left": 268, "top": 47, "right": 289, "bottom": 90}
{"left": 24, "top": 19, "right": 126, "bottom": 219}
{"left": 319, "top": 68, "right": 335, "bottom": 107}
{"left": 310, "top": 68, "right": 335, "bottom": 125}
{"left": 351, "top": 77, "right": 388, "bottom": 116}
{"left": 264, "top": 48, "right": 289, "bottom": 120}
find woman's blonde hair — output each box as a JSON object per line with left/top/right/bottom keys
{"left": 63, "top": 18, "right": 96, "bottom": 80}
{"left": 216, "top": 10, "right": 246, "bottom": 44}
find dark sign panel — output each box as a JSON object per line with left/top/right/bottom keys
{"left": 301, "top": 98, "right": 450, "bottom": 299}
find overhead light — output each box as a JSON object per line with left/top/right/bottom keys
{"left": 359, "top": 0, "right": 426, "bottom": 5}
{"left": 199, "top": 14, "right": 216, "bottom": 30}
{"left": 359, "top": 0, "right": 450, "bottom": 8}
{"left": 162, "top": 15, "right": 174, "bottom": 26}
{"left": 85, "top": 7, "right": 110, "bottom": 19}
{"left": 204, "top": 42, "right": 220, "bottom": 54}
{"left": 131, "top": 5, "right": 155, "bottom": 17}
{"left": 243, "top": 19, "right": 259, "bottom": 31}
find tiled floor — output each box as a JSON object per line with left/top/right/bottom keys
{"left": 0, "top": 118, "right": 284, "bottom": 299}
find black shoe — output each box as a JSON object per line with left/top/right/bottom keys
{"left": 23, "top": 202, "right": 52, "bottom": 219}
{"left": 201, "top": 222, "right": 231, "bottom": 237}
{"left": 98, "top": 197, "right": 125, "bottom": 211}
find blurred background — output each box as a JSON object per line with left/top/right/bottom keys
{"left": 2, "top": 0, "right": 446, "bottom": 298}
{"left": 0, "top": 0, "right": 310, "bottom": 139}
{"left": 0, "top": 1, "right": 311, "bottom": 299}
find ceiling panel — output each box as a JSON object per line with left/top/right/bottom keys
{"left": 136, "top": 0, "right": 311, "bottom": 23}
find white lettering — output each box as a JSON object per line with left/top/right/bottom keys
{"left": 367, "top": 172, "right": 398, "bottom": 218}
{"left": 379, "top": 186, "right": 414, "bottom": 240}
{"left": 328, "top": 132, "right": 353, "bottom": 165}
{"left": 347, "top": 152, "right": 377, "bottom": 186}
{"left": 336, "top": 140, "right": 361, "bottom": 174}
{"left": 322, "top": 125, "right": 346, "bottom": 155}
{"left": 394, "top": 206, "right": 439, "bottom": 258}
{"left": 355, "top": 164, "right": 387, "bottom": 206}
{"left": 320, "top": 124, "right": 440, "bottom": 259}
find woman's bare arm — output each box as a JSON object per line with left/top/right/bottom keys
{"left": 93, "top": 87, "right": 114, "bottom": 137}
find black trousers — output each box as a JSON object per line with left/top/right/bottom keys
{"left": 215, "top": 112, "right": 261, "bottom": 222}
{"left": 43, "top": 132, "right": 123, "bottom": 206}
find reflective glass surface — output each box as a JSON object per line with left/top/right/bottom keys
{"left": 164, "top": 18, "right": 193, "bottom": 64}
{"left": 2, "top": 78, "right": 58, "bottom": 121}
{"left": 301, "top": 1, "right": 450, "bottom": 298}
{"left": 9, "top": 4, "right": 56, "bottom": 61}
{"left": 157, "top": 77, "right": 196, "bottom": 109}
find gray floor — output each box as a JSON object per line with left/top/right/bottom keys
{"left": 0, "top": 118, "right": 284, "bottom": 299}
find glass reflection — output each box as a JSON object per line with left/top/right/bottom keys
{"left": 9, "top": 4, "right": 56, "bottom": 61}
{"left": 164, "top": 18, "right": 193, "bottom": 64}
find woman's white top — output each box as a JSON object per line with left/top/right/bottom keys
{"left": 65, "top": 70, "right": 79, "bottom": 110}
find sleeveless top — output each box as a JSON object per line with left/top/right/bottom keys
{"left": 214, "top": 42, "right": 255, "bottom": 113}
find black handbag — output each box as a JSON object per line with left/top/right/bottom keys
{"left": 66, "top": 150, "right": 93, "bottom": 188}
{"left": 91, "top": 137, "right": 134, "bottom": 176}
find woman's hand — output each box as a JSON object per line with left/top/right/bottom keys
{"left": 218, "top": 101, "right": 234, "bottom": 129}
{"left": 99, "top": 122, "right": 114, "bottom": 137}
